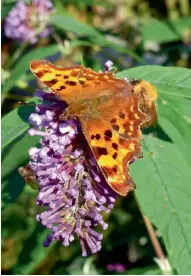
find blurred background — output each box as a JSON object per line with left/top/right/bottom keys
{"left": 1, "top": 0, "right": 191, "bottom": 274}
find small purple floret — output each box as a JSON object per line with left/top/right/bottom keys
{"left": 25, "top": 89, "right": 117, "bottom": 256}
{"left": 104, "top": 60, "right": 114, "bottom": 72}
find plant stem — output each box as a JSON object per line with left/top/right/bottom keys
{"left": 142, "top": 214, "right": 165, "bottom": 260}
{"left": 135, "top": 194, "right": 171, "bottom": 274}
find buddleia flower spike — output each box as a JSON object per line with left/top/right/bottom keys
{"left": 19, "top": 88, "right": 117, "bottom": 256}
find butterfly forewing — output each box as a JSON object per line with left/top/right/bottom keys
{"left": 30, "top": 60, "right": 127, "bottom": 105}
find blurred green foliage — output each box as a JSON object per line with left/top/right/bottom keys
{"left": 1, "top": 0, "right": 191, "bottom": 274}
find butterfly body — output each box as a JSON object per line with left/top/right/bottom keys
{"left": 30, "top": 60, "right": 157, "bottom": 196}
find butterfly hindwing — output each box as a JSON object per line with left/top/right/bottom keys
{"left": 81, "top": 117, "right": 143, "bottom": 196}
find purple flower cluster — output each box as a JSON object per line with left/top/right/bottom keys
{"left": 4, "top": 0, "right": 54, "bottom": 43}
{"left": 24, "top": 89, "right": 117, "bottom": 256}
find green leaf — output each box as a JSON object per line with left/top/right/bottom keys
{"left": 131, "top": 136, "right": 191, "bottom": 274}
{"left": 1, "top": 3, "right": 14, "bottom": 19}
{"left": 50, "top": 13, "right": 106, "bottom": 46}
{"left": 2, "top": 97, "right": 40, "bottom": 207}
{"left": 2, "top": 44, "right": 59, "bottom": 95}
{"left": 158, "top": 96, "right": 191, "bottom": 167}
{"left": 82, "top": 256, "right": 98, "bottom": 275}
{"left": 141, "top": 17, "right": 191, "bottom": 43}
{"left": 2, "top": 133, "right": 39, "bottom": 208}
{"left": 141, "top": 267, "right": 164, "bottom": 275}
{"left": 122, "top": 266, "right": 161, "bottom": 275}
{"left": 12, "top": 224, "right": 54, "bottom": 275}
{"left": 66, "top": 257, "right": 86, "bottom": 275}
{"left": 2, "top": 97, "right": 39, "bottom": 149}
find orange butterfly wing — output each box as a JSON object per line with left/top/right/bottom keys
{"left": 30, "top": 60, "right": 127, "bottom": 104}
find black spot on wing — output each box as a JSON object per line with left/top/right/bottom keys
{"left": 112, "top": 167, "right": 117, "bottom": 173}
{"left": 69, "top": 81, "right": 76, "bottom": 86}
{"left": 110, "top": 118, "right": 116, "bottom": 123}
{"left": 49, "top": 79, "right": 58, "bottom": 85}
{"left": 95, "top": 134, "right": 101, "bottom": 140}
{"left": 119, "top": 112, "right": 125, "bottom": 119}
{"left": 36, "top": 71, "right": 44, "bottom": 78}
{"left": 56, "top": 85, "right": 66, "bottom": 91}
{"left": 113, "top": 125, "right": 119, "bottom": 131}
{"left": 79, "top": 80, "right": 85, "bottom": 85}
{"left": 44, "top": 80, "right": 58, "bottom": 86}
{"left": 104, "top": 129, "right": 112, "bottom": 138}
{"left": 91, "top": 134, "right": 101, "bottom": 140}
{"left": 112, "top": 143, "right": 118, "bottom": 150}
{"left": 96, "top": 147, "right": 108, "bottom": 156}
{"left": 112, "top": 152, "right": 118, "bottom": 159}
{"left": 105, "top": 136, "right": 110, "bottom": 141}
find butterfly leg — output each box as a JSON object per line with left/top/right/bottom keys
{"left": 59, "top": 107, "right": 72, "bottom": 121}
{"left": 59, "top": 113, "right": 74, "bottom": 121}
{"left": 59, "top": 104, "right": 79, "bottom": 121}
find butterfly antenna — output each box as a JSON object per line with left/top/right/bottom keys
{"left": 77, "top": 68, "right": 86, "bottom": 84}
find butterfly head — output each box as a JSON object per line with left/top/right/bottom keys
{"left": 131, "top": 80, "right": 158, "bottom": 128}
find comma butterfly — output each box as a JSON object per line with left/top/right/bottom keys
{"left": 30, "top": 60, "right": 157, "bottom": 196}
